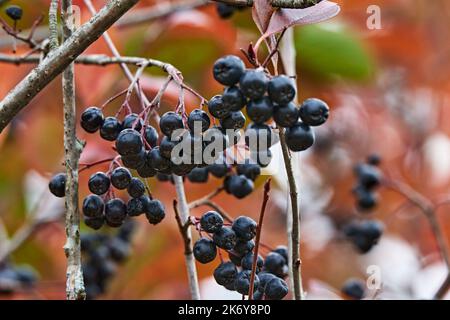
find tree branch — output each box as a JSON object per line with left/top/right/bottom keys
{"left": 173, "top": 175, "right": 201, "bottom": 300}
{"left": 248, "top": 179, "right": 271, "bottom": 300}
{"left": 0, "top": 0, "right": 140, "bottom": 134}
{"left": 211, "top": 0, "right": 323, "bottom": 8}
{"left": 48, "top": 0, "right": 59, "bottom": 51}
{"left": 60, "top": 0, "right": 85, "bottom": 300}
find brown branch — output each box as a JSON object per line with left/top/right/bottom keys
{"left": 278, "top": 128, "right": 304, "bottom": 300}
{"left": 60, "top": 0, "right": 85, "bottom": 300}
{"left": 382, "top": 178, "right": 450, "bottom": 299}
{"left": 248, "top": 179, "right": 271, "bottom": 300}
{"left": 187, "top": 187, "right": 234, "bottom": 223}
{"left": 173, "top": 175, "right": 201, "bottom": 300}
{"left": 211, "top": 0, "right": 323, "bottom": 8}
{"left": 0, "top": 0, "right": 140, "bottom": 134}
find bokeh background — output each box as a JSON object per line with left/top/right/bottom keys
{"left": 0, "top": 0, "right": 450, "bottom": 299}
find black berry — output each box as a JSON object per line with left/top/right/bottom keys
{"left": 222, "top": 86, "right": 246, "bottom": 111}
{"left": 193, "top": 238, "right": 217, "bottom": 264}
{"left": 110, "top": 167, "right": 132, "bottom": 190}
{"left": 127, "top": 177, "right": 146, "bottom": 198}
{"left": 299, "top": 98, "right": 329, "bottom": 126}
{"left": 239, "top": 70, "right": 269, "bottom": 100}
{"left": 144, "top": 126, "right": 159, "bottom": 148}
{"left": 82, "top": 194, "right": 105, "bottom": 218}
{"left": 232, "top": 216, "right": 257, "bottom": 241}
{"left": 159, "top": 112, "right": 184, "bottom": 137}
{"left": 88, "top": 172, "right": 111, "bottom": 195}
{"left": 268, "top": 75, "right": 296, "bottom": 105}
{"left": 246, "top": 97, "right": 273, "bottom": 124}
{"left": 285, "top": 122, "right": 315, "bottom": 152}
{"left": 220, "top": 111, "right": 246, "bottom": 130}
{"left": 273, "top": 102, "right": 299, "bottom": 128}
{"left": 104, "top": 198, "right": 127, "bottom": 226}
{"left": 241, "top": 252, "right": 264, "bottom": 273}
{"left": 213, "top": 55, "right": 245, "bottom": 86}
{"left": 213, "top": 226, "right": 237, "bottom": 250}
{"left": 49, "top": 173, "right": 66, "bottom": 197}
{"left": 116, "top": 129, "right": 143, "bottom": 156}
{"left": 84, "top": 216, "right": 105, "bottom": 230}
{"left": 187, "top": 167, "right": 209, "bottom": 183}
{"left": 81, "top": 107, "right": 104, "bottom": 133}
{"left": 5, "top": 5, "right": 23, "bottom": 21}
{"left": 228, "top": 175, "right": 254, "bottom": 199}
{"left": 200, "top": 211, "right": 224, "bottom": 233}
{"left": 234, "top": 270, "right": 259, "bottom": 295}
{"left": 214, "top": 262, "right": 238, "bottom": 286}
{"left": 265, "top": 277, "right": 288, "bottom": 300}
{"left": 208, "top": 95, "right": 230, "bottom": 119}
{"left": 342, "top": 279, "right": 365, "bottom": 300}
{"left": 188, "top": 109, "right": 210, "bottom": 132}
{"left": 122, "top": 113, "right": 143, "bottom": 132}
{"left": 145, "top": 200, "right": 165, "bottom": 225}
{"left": 100, "top": 117, "right": 122, "bottom": 141}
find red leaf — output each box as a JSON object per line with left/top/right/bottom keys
{"left": 267, "top": 1, "right": 340, "bottom": 36}
{"left": 252, "top": 0, "right": 276, "bottom": 34}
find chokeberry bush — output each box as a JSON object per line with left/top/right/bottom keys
{"left": 0, "top": 0, "right": 449, "bottom": 302}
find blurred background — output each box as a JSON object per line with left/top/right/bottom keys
{"left": 0, "top": 0, "right": 449, "bottom": 299}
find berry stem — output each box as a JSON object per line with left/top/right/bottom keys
{"left": 248, "top": 178, "right": 271, "bottom": 300}
{"left": 79, "top": 157, "right": 116, "bottom": 173}
{"left": 173, "top": 176, "right": 201, "bottom": 300}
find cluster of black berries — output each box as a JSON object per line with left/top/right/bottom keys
{"left": 192, "top": 211, "right": 289, "bottom": 299}
{"left": 341, "top": 278, "right": 366, "bottom": 300}
{"left": 343, "top": 220, "right": 383, "bottom": 254}
{"left": 216, "top": 3, "right": 246, "bottom": 19}
{"left": 81, "top": 221, "right": 135, "bottom": 299}
{"left": 210, "top": 55, "right": 329, "bottom": 154}
{"left": 0, "top": 262, "right": 37, "bottom": 295}
{"left": 5, "top": 5, "right": 23, "bottom": 21}
{"left": 48, "top": 168, "right": 165, "bottom": 230}
{"left": 352, "top": 154, "right": 382, "bottom": 211}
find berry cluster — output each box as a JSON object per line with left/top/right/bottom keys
{"left": 352, "top": 155, "right": 382, "bottom": 211}
{"left": 210, "top": 55, "right": 329, "bottom": 154}
{"left": 81, "top": 221, "right": 135, "bottom": 299}
{"left": 0, "top": 263, "right": 37, "bottom": 295}
{"left": 343, "top": 220, "right": 383, "bottom": 254}
{"left": 216, "top": 3, "right": 246, "bottom": 19}
{"left": 192, "top": 211, "right": 289, "bottom": 299}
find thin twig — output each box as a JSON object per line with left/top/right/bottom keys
{"left": 48, "top": 0, "right": 59, "bottom": 51}
{"left": 173, "top": 175, "right": 201, "bottom": 300}
{"left": 248, "top": 179, "right": 271, "bottom": 300}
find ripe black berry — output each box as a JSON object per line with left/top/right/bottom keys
{"left": 263, "top": 252, "right": 286, "bottom": 277}
{"left": 239, "top": 70, "right": 269, "bottom": 100}
{"left": 228, "top": 251, "right": 243, "bottom": 266}
{"left": 220, "top": 111, "right": 246, "bottom": 130}
{"left": 88, "top": 172, "right": 111, "bottom": 195}
{"left": 227, "top": 175, "right": 254, "bottom": 199}
{"left": 5, "top": 5, "right": 23, "bottom": 20}
{"left": 208, "top": 95, "right": 230, "bottom": 119}
{"left": 265, "top": 277, "right": 288, "bottom": 300}
{"left": 356, "top": 164, "right": 381, "bottom": 190}
{"left": 232, "top": 216, "right": 257, "bottom": 241}
{"left": 285, "top": 122, "right": 315, "bottom": 152}
{"left": 233, "top": 239, "right": 255, "bottom": 255}
{"left": 126, "top": 196, "right": 148, "bottom": 217}
{"left": 273, "top": 245, "right": 288, "bottom": 262}
{"left": 200, "top": 211, "right": 223, "bottom": 233}
{"left": 84, "top": 216, "right": 105, "bottom": 230}
{"left": 144, "top": 125, "right": 159, "bottom": 148}
{"left": 100, "top": 117, "right": 122, "bottom": 141}
{"left": 188, "top": 109, "right": 210, "bottom": 132}
{"left": 127, "top": 177, "right": 146, "bottom": 198}
{"left": 257, "top": 272, "right": 277, "bottom": 293}
{"left": 246, "top": 97, "right": 273, "bottom": 124}
{"left": 145, "top": 199, "right": 165, "bottom": 225}
{"left": 241, "top": 252, "right": 264, "bottom": 273}
{"left": 299, "top": 98, "right": 330, "bottom": 126}
{"left": 214, "top": 262, "right": 238, "bottom": 287}
{"left": 213, "top": 226, "right": 237, "bottom": 250}
{"left": 268, "top": 75, "right": 296, "bottom": 105}
{"left": 354, "top": 187, "right": 377, "bottom": 210}
{"left": 344, "top": 220, "right": 383, "bottom": 254}
{"left": 273, "top": 102, "right": 299, "bottom": 128}
{"left": 159, "top": 112, "right": 184, "bottom": 137}
{"left": 193, "top": 238, "right": 217, "bottom": 264}
{"left": 213, "top": 55, "right": 245, "bottom": 86}
{"left": 234, "top": 270, "right": 259, "bottom": 295}
{"left": 104, "top": 198, "right": 127, "bottom": 225}
{"left": 222, "top": 86, "right": 246, "bottom": 111}
{"left": 81, "top": 107, "right": 104, "bottom": 133}
{"left": 367, "top": 154, "right": 381, "bottom": 166}
{"left": 110, "top": 167, "right": 132, "bottom": 190}
{"left": 148, "top": 147, "right": 171, "bottom": 171}
{"left": 187, "top": 167, "right": 209, "bottom": 183}
{"left": 82, "top": 194, "right": 105, "bottom": 218}
{"left": 237, "top": 162, "right": 261, "bottom": 181}
{"left": 116, "top": 129, "right": 143, "bottom": 156}
{"left": 137, "top": 161, "right": 157, "bottom": 178}
{"left": 107, "top": 237, "right": 130, "bottom": 262}
{"left": 49, "top": 173, "right": 66, "bottom": 197}
{"left": 245, "top": 123, "right": 274, "bottom": 151}
{"left": 160, "top": 135, "right": 179, "bottom": 159}
{"left": 342, "top": 279, "right": 365, "bottom": 300}
{"left": 121, "top": 149, "right": 146, "bottom": 169}
{"left": 122, "top": 113, "right": 143, "bottom": 132}
{"left": 207, "top": 163, "right": 229, "bottom": 178}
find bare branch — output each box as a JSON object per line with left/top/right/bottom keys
{"left": 0, "top": 0, "right": 140, "bottom": 133}
{"left": 48, "top": 0, "right": 59, "bottom": 51}
{"left": 173, "top": 175, "right": 201, "bottom": 300}
{"left": 61, "top": 0, "right": 85, "bottom": 300}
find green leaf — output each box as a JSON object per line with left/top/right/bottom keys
{"left": 294, "top": 22, "right": 375, "bottom": 81}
